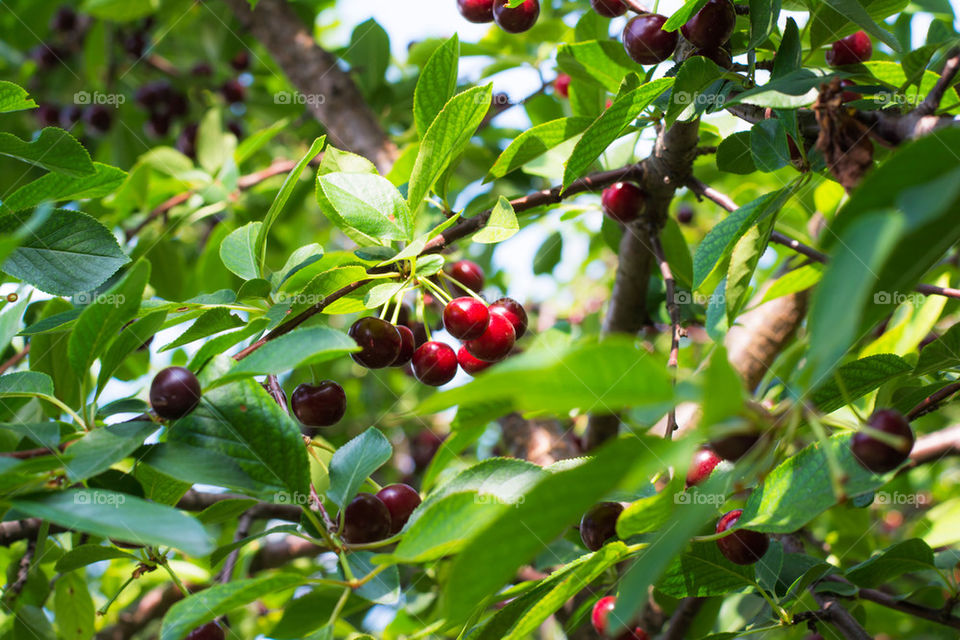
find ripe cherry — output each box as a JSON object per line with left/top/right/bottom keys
{"left": 412, "top": 341, "right": 458, "bottom": 386}
{"left": 676, "top": 203, "right": 695, "bottom": 224}
{"left": 341, "top": 493, "right": 392, "bottom": 543}
{"left": 30, "top": 44, "right": 64, "bottom": 69}
{"left": 150, "top": 366, "right": 202, "bottom": 420}
{"left": 457, "top": 0, "right": 495, "bottom": 23}
{"left": 376, "top": 483, "right": 422, "bottom": 533}
{"left": 851, "top": 409, "right": 914, "bottom": 473}
{"left": 291, "top": 381, "right": 346, "bottom": 427}
{"left": 84, "top": 105, "right": 112, "bottom": 134}
{"left": 60, "top": 105, "right": 83, "bottom": 128}
{"left": 35, "top": 104, "right": 61, "bottom": 128}
{"left": 221, "top": 78, "right": 246, "bottom": 104}
{"left": 826, "top": 31, "right": 872, "bottom": 66}
{"left": 191, "top": 62, "right": 213, "bottom": 77}
{"left": 554, "top": 73, "right": 571, "bottom": 98}
{"left": 443, "top": 297, "right": 490, "bottom": 340}
{"left": 710, "top": 430, "right": 760, "bottom": 461}
{"left": 623, "top": 14, "right": 677, "bottom": 65}
{"left": 492, "top": 0, "right": 540, "bottom": 33}
{"left": 464, "top": 312, "right": 515, "bottom": 362}
{"left": 580, "top": 501, "right": 623, "bottom": 551}
{"left": 716, "top": 509, "right": 769, "bottom": 565}
{"left": 602, "top": 182, "right": 646, "bottom": 223}
{"left": 349, "top": 317, "right": 403, "bottom": 369}
{"left": 185, "top": 622, "right": 225, "bottom": 640}
{"left": 840, "top": 79, "right": 862, "bottom": 103}
{"left": 489, "top": 297, "right": 528, "bottom": 339}
{"left": 392, "top": 325, "right": 416, "bottom": 367}
{"left": 686, "top": 447, "right": 722, "bottom": 487}
{"left": 447, "top": 260, "right": 485, "bottom": 296}
{"left": 693, "top": 46, "right": 733, "bottom": 69}
{"left": 230, "top": 50, "right": 250, "bottom": 71}
{"left": 591, "top": 0, "right": 627, "bottom": 18}
{"left": 591, "top": 596, "right": 649, "bottom": 639}
{"left": 681, "top": 0, "right": 736, "bottom": 50}
{"left": 50, "top": 7, "right": 78, "bottom": 33}
{"left": 457, "top": 345, "right": 493, "bottom": 375}
{"left": 177, "top": 122, "right": 199, "bottom": 158}
{"left": 411, "top": 430, "right": 444, "bottom": 470}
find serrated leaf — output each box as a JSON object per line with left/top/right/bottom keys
{"left": 487, "top": 117, "right": 592, "bottom": 180}
{"left": 716, "top": 131, "right": 757, "bottom": 174}
{"left": 141, "top": 442, "right": 263, "bottom": 494}
{"left": 64, "top": 421, "right": 157, "bottom": 483}
{"left": 220, "top": 222, "right": 262, "bottom": 280}
{"left": 845, "top": 539, "right": 935, "bottom": 588}
{"left": 557, "top": 40, "right": 643, "bottom": 93}
{"left": 819, "top": 0, "right": 902, "bottom": 52}
{"left": 474, "top": 197, "right": 519, "bottom": 244}
{"left": 750, "top": 119, "right": 791, "bottom": 172}
{"left": 327, "top": 427, "right": 392, "bottom": 509}
{"left": 218, "top": 326, "right": 358, "bottom": 384}
{"left": 0, "top": 81, "right": 37, "bottom": 113}
{"left": 161, "top": 308, "right": 245, "bottom": 352}
{"left": 657, "top": 540, "right": 756, "bottom": 597}
{"left": 414, "top": 34, "right": 459, "bottom": 138}
{"left": 617, "top": 478, "right": 682, "bottom": 537}
{"left": 55, "top": 545, "right": 138, "bottom": 573}
{"left": 666, "top": 56, "right": 724, "bottom": 126}
{"left": 726, "top": 213, "right": 775, "bottom": 323}
{"left": 662, "top": 0, "right": 709, "bottom": 30}
{"left": 3, "top": 163, "right": 126, "bottom": 211}
{"left": 0, "top": 371, "right": 53, "bottom": 396}
{"left": 810, "top": 354, "right": 912, "bottom": 413}
{"left": 0, "top": 128, "right": 95, "bottom": 176}
{"left": 759, "top": 264, "right": 821, "bottom": 304}
{"left": 318, "top": 172, "right": 411, "bottom": 242}
{"left": 749, "top": 0, "right": 782, "bottom": 48}
{"left": 915, "top": 321, "right": 960, "bottom": 375}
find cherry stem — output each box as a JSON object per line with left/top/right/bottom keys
{"left": 419, "top": 276, "right": 453, "bottom": 304}
{"left": 439, "top": 271, "right": 484, "bottom": 302}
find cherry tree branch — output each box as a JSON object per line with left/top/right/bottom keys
{"left": 0, "top": 344, "right": 29, "bottom": 375}
{"left": 917, "top": 48, "right": 960, "bottom": 116}
{"left": 650, "top": 234, "right": 681, "bottom": 439}
{"left": 662, "top": 597, "right": 705, "bottom": 640}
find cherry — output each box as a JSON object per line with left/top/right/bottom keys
{"left": 457, "top": 345, "right": 493, "bottom": 375}
{"left": 457, "top": 0, "right": 495, "bottom": 23}
{"left": 554, "top": 73, "right": 571, "bottom": 98}
{"left": 443, "top": 297, "right": 490, "bottom": 340}
{"left": 227, "top": 120, "right": 244, "bottom": 139}
{"left": 191, "top": 62, "right": 213, "bottom": 77}
{"left": 840, "top": 79, "right": 862, "bottom": 103}
{"left": 412, "top": 341, "right": 458, "bottom": 386}
{"left": 221, "top": 79, "right": 246, "bottom": 104}
{"left": 464, "top": 312, "right": 516, "bottom": 362}
{"left": 145, "top": 114, "right": 171, "bottom": 138}
{"left": 291, "top": 381, "right": 346, "bottom": 427}
{"left": 710, "top": 430, "right": 760, "bottom": 461}
{"left": 681, "top": 0, "right": 736, "bottom": 50}
{"left": 123, "top": 31, "right": 148, "bottom": 59}
{"left": 84, "top": 105, "right": 112, "bottom": 134}
{"left": 716, "top": 509, "right": 769, "bottom": 565}
{"left": 341, "top": 493, "right": 392, "bottom": 543}
{"left": 35, "top": 104, "right": 62, "bottom": 128}
{"left": 851, "top": 409, "right": 914, "bottom": 473}
{"left": 489, "top": 297, "right": 528, "bottom": 338}
{"left": 177, "top": 122, "right": 199, "bottom": 157}
{"left": 411, "top": 430, "right": 444, "bottom": 470}
{"left": 30, "top": 44, "right": 65, "bottom": 70}
{"left": 447, "top": 260, "right": 485, "bottom": 296}
{"left": 693, "top": 46, "right": 733, "bottom": 69}
{"left": 376, "top": 483, "right": 421, "bottom": 533}
{"left": 185, "top": 622, "right": 225, "bottom": 640}
{"left": 591, "top": 0, "right": 627, "bottom": 18}
{"left": 60, "top": 105, "right": 83, "bottom": 128}
{"left": 51, "top": 7, "right": 78, "bottom": 33}
{"left": 392, "top": 325, "right": 416, "bottom": 367}
{"left": 580, "top": 501, "right": 623, "bottom": 551}
{"left": 676, "top": 203, "right": 695, "bottom": 224}
{"left": 826, "top": 31, "right": 872, "bottom": 66}
{"left": 623, "top": 14, "right": 677, "bottom": 66}
{"left": 349, "top": 317, "right": 403, "bottom": 369}
{"left": 230, "top": 50, "right": 250, "bottom": 71}
{"left": 686, "top": 447, "right": 722, "bottom": 487}
{"left": 492, "top": 0, "right": 540, "bottom": 33}
{"left": 591, "top": 596, "right": 649, "bottom": 639}
{"left": 150, "top": 366, "right": 202, "bottom": 420}
{"left": 602, "top": 182, "right": 646, "bottom": 223}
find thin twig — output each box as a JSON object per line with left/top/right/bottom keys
{"left": 917, "top": 48, "right": 960, "bottom": 116}
{"left": 650, "top": 233, "right": 681, "bottom": 439}
{"left": 218, "top": 512, "right": 254, "bottom": 584}
{"left": 0, "top": 344, "right": 30, "bottom": 375}
{"left": 907, "top": 380, "right": 960, "bottom": 420}
{"left": 3, "top": 535, "right": 36, "bottom": 601}
{"left": 265, "top": 374, "right": 288, "bottom": 414}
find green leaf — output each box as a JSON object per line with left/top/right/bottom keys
{"left": 220, "top": 222, "right": 262, "bottom": 280}
{"left": 218, "top": 327, "right": 358, "bottom": 384}
{"left": 340, "top": 551, "right": 399, "bottom": 604}
{"left": 486, "top": 117, "right": 592, "bottom": 180}
{"left": 759, "top": 264, "right": 821, "bottom": 304}
{"left": 473, "top": 197, "right": 519, "bottom": 244}
{"left": 0, "top": 128, "right": 95, "bottom": 176}
{"left": 557, "top": 40, "right": 643, "bottom": 93}
{"left": 407, "top": 84, "right": 493, "bottom": 210}
{"left": 666, "top": 56, "right": 724, "bottom": 126}
{"left": 810, "top": 354, "right": 912, "bottom": 413}
{"left": 725, "top": 213, "right": 775, "bottom": 323}
{"left": 141, "top": 442, "right": 263, "bottom": 494}
{"left": 0, "top": 209, "right": 129, "bottom": 296}
{"left": 160, "top": 575, "right": 304, "bottom": 640}
{"left": 662, "top": 0, "right": 709, "bottom": 30}
{"left": 750, "top": 119, "right": 790, "bottom": 172}
{"left": 749, "top": 0, "right": 782, "bottom": 48}
{"left": 68, "top": 260, "right": 150, "bottom": 376}
{"left": 55, "top": 545, "right": 138, "bottom": 573}
{"left": 0, "top": 81, "right": 37, "bottom": 113}
{"left": 617, "top": 479, "right": 682, "bottom": 537}
{"left": 715, "top": 132, "right": 757, "bottom": 175}
{"left": 0, "top": 371, "right": 54, "bottom": 397}
{"left": 196, "top": 498, "right": 258, "bottom": 525}
{"left": 533, "top": 232, "right": 563, "bottom": 275}
{"left": 414, "top": 34, "right": 459, "bottom": 138}
{"left": 915, "top": 323, "right": 960, "bottom": 375}
{"left": 657, "top": 540, "right": 756, "bottom": 597}
{"left": 161, "top": 308, "right": 245, "bottom": 352}
{"left": 845, "top": 539, "right": 935, "bottom": 588}
{"left": 738, "top": 433, "right": 890, "bottom": 532}
{"left": 772, "top": 18, "right": 801, "bottom": 78}
{"left": 80, "top": 0, "right": 158, "bottom": 21}
{"left": 345, "top": 19, "right": 391, "bottom": 95}
{"left": 255, "top": 137, "right": 326, "bottom": 275}
{"left": 725, "top": 69, "right": 829, "bottom": 108}
{"left": 563, "top": 78, "right": 674, "bottom": 187}
{"left": 64, "top": 421, "right": 157, "bottom": 483}
{"left": 210, "top": 524, "right": 301, "bottom": 567}
{"left": 318, "top": 172, "right": 412, "bottom": 242}
{"left": 11, "top": 490, "right": 214, "bottom": 556}
{"left": 3, "top": 163, "right": 126, "bottom": 211}
{"left": 53, "top": 571, "right": 95, "bottom": 640}
{"left": 196, "top": 109, "right": 228, "bottom": 175}
{"left": 327, "top": 427, "right": 392, "bottom": 509}
{"left": 818, "top": 0, "right": 902, "bottom": 52}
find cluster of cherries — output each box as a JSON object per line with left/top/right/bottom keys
{"left": 457, "top": 0, "right": 541, "bottom": 34}
{"left": 341, "top": 483, "right": 422, "bottom": 543}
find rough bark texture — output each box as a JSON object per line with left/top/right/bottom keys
{"left": 221, "top": 0, "right": 398, "bottom": 172}
{"left": 725, "top": 291, "right": 809, "bottom": 391}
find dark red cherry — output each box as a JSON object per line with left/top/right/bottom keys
{"left": 177, "top": 122, "right": 199, "bottom": 157}
{"left": 710, "top": 430, "right": 760, "bottom": 461}
{"left": 464, "top": 312, "right": 515, "bottom": 362}
{"left": 84, "top": 105, "right": 112, "bottom": 134}
{"left": 840, "top": 79, "right": 862, "bottom": 103}
{"left": 123, "top": 31, "right": 148, "bottom": 59}
{"left": 591, "top": 596, "right": 649, "bottom": 639}
{"left": 443, "top": 297, "right": 490, "bottom": 340}
{"left": 693, "top": 46, "right": 733, "bottom": 69}
{"left": 59, "top": 105, "right": 83, "bottom": 128}
{"left": 291, "top": 381, "right": 346, "bottom": 427}
{"left": 221, "top": 79, "right": 246, "bottom": 104}
{"left": 230, "top": 50, "right": 250, "bottom": 71}
{"left": 554, "top": 74, "right": 571, "bottom": 98}
{"left": 580, "top": 501, "right": 623, "bottom": 551}
{"left": 411, "top": 430, "right": 445, "bottom": 470}
{"left": 341, "top": 493, "right": 392, "bottom": 543}
{"left": 676, "top": 203, "right": 695, "bottom": 224}
{"left": 457, "top": 0, "right": 495, "bottom": 23}
{"left": 447, "top": 260, "right": 485, "bottom": 296}
{"left": 602, "top": 182, "right": 646, "bottom": 223}
{"left": 185, "top": 622, "right": 225, "bottom": 640}
{"left": 686, "top": 447, "right": 722, "bottom": 487}
{"left": 412, "top": 341, "right": 458, "bottom": 386}
{"left": 191, "top": 62, "right": 213, "bottom": 77}
{"left": 35, "top": 104, "right": 62, "bottom": 128}
{"left": 623, "top": 14, "right": 677, "bottom": 65}
{"left": 392, "top": 325, "right": 416, "bottom": 367}
{"left": 591, "top": 0, "right": 627, "bottom": 18}
{"left": 150, "top": 366, "right": 202, "bottom": 420}
{"left": 851, "top": 409, "right": 914, "bottom": 473}
{"left": 50, "top": 7, "right": 78, "bottom": 33}
{"left": 349, "top": 317, "right": 403, "bottom": 369}
{"left": 376, "top": 483, "right": 422, "bottom": 533}
{"left": 489, "top": 297, "right": 528, "bottom": 339}
{"left": 716, "top": 509, "right": 769, "bottom": 565}
{"left": 30, "top": 44, "right": 64, "bottom": 69}
{"left": 826, "top": 31, "right": 872, "bottom": 66}
{"left": 492, "top": 0, "right": 540, "bottom": 33}
{"left": 457, "top": 345, "right": 493, "bottom": 375}
{"left": 681, "top": 0, "right": 736, "bottom": 50}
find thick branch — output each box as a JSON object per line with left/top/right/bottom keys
{"left": 812, "top": 593, "right": 873, "bottom": 640}
{"left": 662, "top": 597, "right": 705, "bottom": 640}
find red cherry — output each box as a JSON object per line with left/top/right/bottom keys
{"left": 591, "top": 596, "right": 649, "bottom": 639}
{"left": 492, "top": 0, "right": 540, "bottom": 33}
{"left": 591, "top": 0, "right": 627, "bottom": 18}
{"left": 602, "top": 182, "right": 646, "bottom": 223}
{"left": 185, "top": 622, "right": 225, "bottom": 640}
{"left": 676, "top": 203, "right": 695, "bottom": 224}
{"left": 693, "top": 46, "right": 733, "bottom": 69}
{"left": 716, "top": 509, "right": 770, "bottom": 565}
{"left": 686, "top": 447, "right": 722, "bottom": 487}
{"left": 349, "top": 317, "right": 403, "bottom": 369}
{"left": 447, "top": 260, "right": 485, "bottom": 295}
{"left": 342, "top": 493, "right": 392, "bottom": 543}
{"left": 554, "top": 73, "right": 571, "bottom": 98}
{"left": 443, "top": 297, "right": 491, "bottom": 340}
{"left": 392, "top": 325, "right": 416, "bottom": 367}
{"left": 826, "top": 31, "right": 872, "bottom": 66}
{"left": 488, "top": 297, "right": 528, "bottom": 339}
{"left": 457, "top": 0, "right": 494, "bottom": 23}
{"left": 457, "top": 345, "right": 493, "bottom": 375}
{"left": 411, "top": 430, "right": 444, "bottom": 470}
{"left": 710, "top": 431, "right": 760, "bottom": 461}
{"left": 623, "top": 14, "right": 677, "bottom": 65}
{"left": 580, "top": 502, "right": 623, "bottom": 551}
{"left": 150, "top": 367, "right": 202, "bottom": 420}
{"left": 290, "top": 381, "right": 346, "bottom": 427}
{"left": 840, "top": 79, "right": 862, "bottom": 103}
{"left": 464, "top": 313, "right": 515, "bottom": 362}
{"left": 412, "top": 341, "right": 458, "bottom": 386}
{"left": 221, "top": 78, "right": 246, "bottom": 104}
{"left": 680, "top": 0, "right": 736, "bottom": 50}
{"left": 851, "top": 409, "right": 914, "bottom": 473}
{"left": 376, "top": 483, "right": 422, "bottom": 533}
